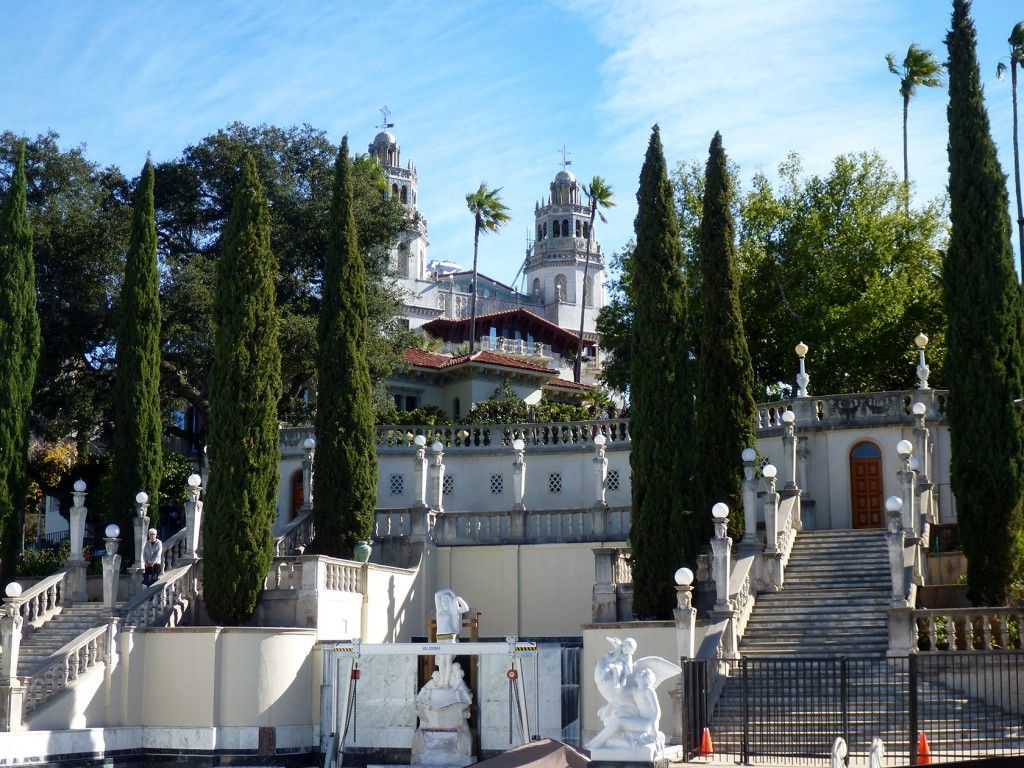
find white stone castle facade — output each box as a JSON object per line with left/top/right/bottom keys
{"left": 368, "top": 130, "right": 606, "bottom": 386}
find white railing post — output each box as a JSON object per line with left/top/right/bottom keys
{"left": 592, "top": 434, "right": 608, "bottom": 509}
{"left": 511, "top": 438, "right": 526, "bottom": 513}
{"left": 710, "top": 503, "right": 732, "bottom": 613}
{"left": 429, "top": 441, "right": 445, "bottom": 514}
{"left": 102, "top": 526, "right": 122, "bottom": 613}
{"left": 0, "top": 592, "right": 25, "bottom": 730}
{"left": 673, "top": 568, "right": 697, "bottom": 659}
{"left": 885, "top": 496, "right": 906, "bottom": 605}
{"left": 66, "top": 480, "right": 89, "bottom": 603}
{"left": 741, "top": 448, "right": 758, "bottom": 544}
{"left": 183, "top": 474, "right": 204, "bottom": 562}
{"left": 896, "top": 440, "right": 917, "bottom": 539}
{"left": 761, "top": 466, "right": 784, "bottom": 591}
{"left": 302, "top": 437, "right": 316, "bottom": 511}
{"left": 412, "top": 435, "right": 429, "bottom": 509}
{"left": 131, "top": 492, "right": 150, "bottom": 578}
{"left": 1, "top": 584, "right": 24, "bottom": 683}
{"left": 781, "top": 411, "right": 798, "bottom": 490}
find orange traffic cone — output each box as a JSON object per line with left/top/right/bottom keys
{"left": 699, "top": 727, "right": 714, "bottom": 756}
{"left": 917, "top": 731, "right": 932, "bottom": 765}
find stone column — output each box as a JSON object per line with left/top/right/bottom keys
{"left": 301, "top": 437, "right": 316, "bottom": 511}
{"left": 183, "top": 474, "right": 204, "bottom": 562}
{"left": 428, "top": 441, "right": 445, "bottom": 514}
{"left": 884, "top": 497, "right": 906, "bottom": 606}
{"left": 66, "top": 480, "right": 89, "bottom": 603}
{"left": 673, "top": 568, "right": 697, "bottom": 659}
{"left": 741, "top": 448, "right": 758, "bottom": 545}
{"left": 102, "top": 527, "right": 122, "bottom": 611}
{"left": 796, "top": 437, "right": 810, "bottom": 502}
{"left": 592, "top": 547, "right": 619, "bottom": 623}
{"left": 761, "top": 467, "right": 784, "bottom": 591}
{"left": 781, "top": 411, "right": 798, "bottom": 491}
{"left": 710, "top": 504, "right": 732, "bottom": 613}
{"left": 592, "top": 434, "right": 608, "bottom": 509}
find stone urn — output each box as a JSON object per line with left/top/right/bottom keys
{"left": 353, "top": 540, "right": 372, "bottom": 563}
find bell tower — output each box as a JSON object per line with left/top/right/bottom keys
{"left": 524, "top": 152, "right": 604, "bottom": 333}
{"left": 369, "top": 107, "right": 428, "bottom": 280}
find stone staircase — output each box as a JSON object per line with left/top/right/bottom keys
{"left": 708, "top": 528, "right": 1024, "bottom": 761}
{"left": 16, "top": 603, "right": 110, "bottom": 676}
{"left": 739, "top": 528, "right": 891, "bottom": 656}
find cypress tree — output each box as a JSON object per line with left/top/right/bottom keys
{"left": 311, "top": 137, "right": 377, "bottom": 556}
{"left": 0, "top": 144, "right": 40, "bottom": 585}
{"left": 629, "top": 126, "right": 694, "bottom": 618}
{"left": 203, "top": 154, "right": 281, "bottom": 624}
{"left": 111, "top": 160, "right": 163, "bottom": 564}
{"left": 694, "top": 133, "right": 757, "bottom": 536}
{"left": 944, "top": 0, "right": 1024, "bottom": 604}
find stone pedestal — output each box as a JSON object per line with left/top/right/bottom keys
{"left": 411, "top": 680, "right": 474, "bottom": 767}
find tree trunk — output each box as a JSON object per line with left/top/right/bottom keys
{"left": 903, "top": 93, "right": 910, "bottom": 191}
{"left": 1012, "top": 60, "right": 1024, "bottom": 279}
{"left": 575, "top": 202, "right": 598, "bottom": 383}
{"left": 469, "top": 215, "right": 481, "bottom": 353}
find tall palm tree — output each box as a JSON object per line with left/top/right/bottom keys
{"left": 465, "top": 183, "right": 510, "bottom": 352}
{"left": 886, "top": 44, "right": 945, "bottom": 189}
{"left": 574, "top": 176, "right": 614, "bottom": 383}
{"left": 998, "top": 21, "right": 1024, "bottom": 273}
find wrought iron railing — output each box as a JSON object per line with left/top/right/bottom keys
{"left": 681, "top": 653, "right": 1024, "bottom": 765}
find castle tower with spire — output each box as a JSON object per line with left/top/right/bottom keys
{"left": 368, "top": 120, "right": 429, "bottom": 281}
{"left": 525, "top": 168, "right": 605, "bottom": 335}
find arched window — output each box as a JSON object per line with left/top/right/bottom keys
{"left": 562, "top": 219, "right": 570, "bottom": 237}
{"left": 576, "top": 220, "right": 582, "bottom": 237}
{"left": 400, "top": 186, "right": 408, "bottom": 203}
{"left": 532, "top": 277, "right": 542, "bottom": 299}
{"left": 584, "top": 276, "right": 593, "bottom": 307}
{"left": 555, "top": 274, "right": 568, "bottom": 302}
{"left": 537, "top": 224, "right": 543, "bottom": 241}
{"left": 583, "top": 222, "right": 590, "bottom": 239}
{"left": 543, "top": 222, "right": 548, "bottom": 238}
{"left": 553, "top": 220, "right": 561, "bottom": 237}
{"left": 392, "top": 183, "right": 399, "bottom": 198}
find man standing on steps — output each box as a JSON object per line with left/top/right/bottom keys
{"left": 142, "top": 528, "right": 163, "bottom": 587}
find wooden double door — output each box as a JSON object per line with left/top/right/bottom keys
{"left": 850, "top": 441, "right": 883, "bottom": 528}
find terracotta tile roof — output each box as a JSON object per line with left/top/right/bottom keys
{"left": 401, "top": 347, "right": 452, "bottom": 368}
{"left": 401, "top": 347, "right": 557, "bottom": 375}
{"left": 545, "top": 377, "right": 593, "bottom": 390}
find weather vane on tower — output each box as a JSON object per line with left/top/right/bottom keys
{"left": 378, "top": 106, "right": 395, "bottom": 131}
{"left": 557, "top": 144, "right": 572, "bottom": 170}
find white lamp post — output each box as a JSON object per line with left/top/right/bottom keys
{"left": 795, "top": 341, "right": 810, "bottom": 397}
{"left": 915, "top": 333, "right": 930, "bottom": 390}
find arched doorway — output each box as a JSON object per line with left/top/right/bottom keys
{"left": 850, "top": 441, "right": 883, "bottom": 528}
{"left": 290, "top": 470, "right": 304, "bottom": 519}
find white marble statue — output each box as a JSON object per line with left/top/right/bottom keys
{"left": 586, "top": 637, "right": 681, "bottom": 763}
{"left": 411, "top": 591, "right": 475, "bottom": 767}
{"left": 435, "top": 588, "right": 470, "bottom": 637}
{"left": 411, "top": 661, "right": 474, "bottom": 766}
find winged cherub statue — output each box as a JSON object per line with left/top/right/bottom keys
{"left": 586, "top": 637, "right": 681, "bottom": 761}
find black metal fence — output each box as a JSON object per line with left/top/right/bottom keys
{"left": 680, "top": 653, "right": 1024, "bottom": 765}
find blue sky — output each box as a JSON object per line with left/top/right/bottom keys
{"left": 2, "top": 1, "right": 1022, "bottom": 284}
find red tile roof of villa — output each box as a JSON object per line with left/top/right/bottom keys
{"left": 545, "top": 377, "right": 593, "bottom": 390}
{"left": 401, "top": 347, "right": 557, "bottom": 375}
